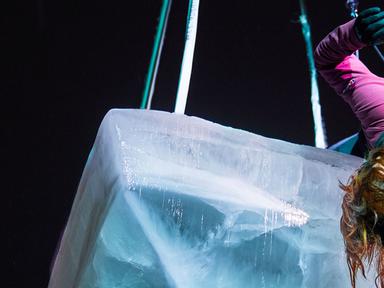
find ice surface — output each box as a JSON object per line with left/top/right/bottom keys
{"left": 49, "top": 109, "right": 373, "bottom": 288}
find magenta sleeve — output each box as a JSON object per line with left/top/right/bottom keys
{"left": 314, "top": 19, "right": 384, "bottom": 147}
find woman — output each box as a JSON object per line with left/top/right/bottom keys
{"left": 315, "top": 7, "right": 384, "bottom": 288}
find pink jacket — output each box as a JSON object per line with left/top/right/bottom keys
{"left": 315, "top": 19, "right": 384, "bottom": 147}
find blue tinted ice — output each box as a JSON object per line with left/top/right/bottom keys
{"left": 49, "top": 109, "right": 373, "bottom": 288}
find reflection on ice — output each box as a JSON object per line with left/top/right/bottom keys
{"left": 282, "top": 203, "right": 309, "bottom": 227}
{"left": 49, "top": 109, "right": 372, "bottom": 288}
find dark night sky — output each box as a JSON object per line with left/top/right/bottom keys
{"left": 3, "top": 0, "right": 384, "bottom": 286}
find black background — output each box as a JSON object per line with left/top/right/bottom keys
{"left": 3, "top": 0, "right": 384, "bottom": 287}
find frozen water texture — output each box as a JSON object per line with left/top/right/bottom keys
{"left": 49, "top": 109, "right": 373, "bottom": 288}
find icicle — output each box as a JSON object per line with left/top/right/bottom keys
{"left": 174, "top": 0, "right": 200, "bottom": 114}
{"left": 299, "top": 0, "right": 328, "bottom": 148}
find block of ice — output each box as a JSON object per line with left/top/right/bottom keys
{"left": 49, "top": 109, "right": 372, "bottom": 288}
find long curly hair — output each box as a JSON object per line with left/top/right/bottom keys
{"left": 341, "top": 147, "right": 384, "bottom": 288}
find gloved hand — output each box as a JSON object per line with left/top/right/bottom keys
{"left": 355, "top": 7, "right": 384, "bottom": 45}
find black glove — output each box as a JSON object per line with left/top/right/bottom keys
{"left": 355, "top": 7, "right": 384, "bottom": 45}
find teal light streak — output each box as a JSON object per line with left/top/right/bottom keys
{"left": 140, "top": 0, "right": 171, "bottom": 109}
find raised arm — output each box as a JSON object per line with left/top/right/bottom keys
{"left": 314, "top": 8, "right": 384, "bottom": 147}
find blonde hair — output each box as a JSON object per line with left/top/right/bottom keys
{"left": 341, "top": 147, "right": 384, "bottom": 287}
